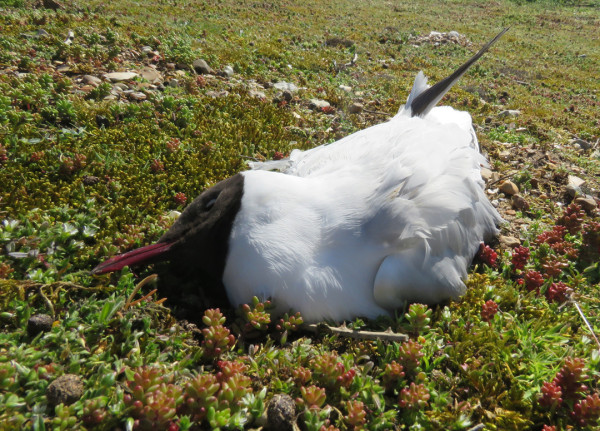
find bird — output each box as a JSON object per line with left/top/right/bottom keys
{"left": 93, "top": 29, "right": 507, "bottom": 323}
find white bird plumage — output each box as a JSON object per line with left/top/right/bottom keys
{"left": 226, "top": 86, "right": 501, "bottom": 322}
{"left": 93, "top": 29, "right": 507, "bottom": 323}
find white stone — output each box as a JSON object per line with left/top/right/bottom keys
{"left": 104, "top": 72, "right": 139, "bottom": 82}
{"left": 273, "top": 81, "right": 298, "bottom": 92}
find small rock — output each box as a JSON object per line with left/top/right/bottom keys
{"left": 192, "top": 59, "right": 214, "bottom": 75}
{"left": 566, "top": 185, "right": 581, "bottom": 198}
{"left": 448, "top": 30, "right": 460, "bottom": 38}
{"left": 309, "top": 99, "right": 330, "bottom": 110}
{"left": 499, "top": 180, "right": 519, "bottom": 196}
{"left": 273, "top": 81, "right": 298, "bottom": 92}
{"left": 339, "top": 85, "right": 352, "bottom": 92}
{"left": 498, "top": 150, "right": 511, "bottom": 162}
{"left": 348, "top": 102, "right": 363, "bottom": 114}
{"left": 499, "top": 235, "right": 521, "bottom": 248}
{"left": 78, "top": 85, "right": 94, "bottom": 94}
{"left": 166, "top": 63, "right": 176, "bottom": 70}
{"left": 27, "top": 314, "right": 53, "bottom": 337}
{"left": 95, "top": 115, "right": 110, "bottom": 128}
{"left": 168, "top": 78, "right": 179, "bottom": 88}
{"left": 511, "top": 194, "right": 530, "bottom": 211}
{"left": 56, "top": 65, "right": 71, "bottom": 73}
{"left": 571, "top": 138, "right": 591, "bottom": 151}
{"left": 248, "top": 89, "right": 266, "bottom": 100}
{"left": 222, "top": 65, "right": 234, "bottom": 77}
{"left": 104, "top": 72, "right": 138, "bottom": 82}
{"left": 42, "top": 0, "right": 63, "bottom": 10}
{"left": 128, "top": 92, "right": 147, "bottom": 101}
{"left": 46, "top": 374, "right": 84, "bottom": 406}
{"left": 139, "top": 67, "right": 162, "bottom": 83}
{"left": 498, "top": 109, "right": 521, "bottom": 118}
{"left": 82, "top": 75, "right": 101, "bottom": 86}
{"left": 574, "top": 196, "right": 597, "bottom": 212}
{"left": 112, "top": 82, "right": 129, "bottom": 92}
{"left": 141, "top": 46, "right": 153, "bottom": 55}
{"left": 480, "top": 167, "right": 493, "bottom": 183}
{"left": 281, "top": 90, "right": 293, "bottom": 102}
{"left": 206, "top": 90, "right": 229, "bottom": 98}
{"left": 568, "top": 175, "right": 586, "bottom": 189}
{"left": 82, "top": 175, "right": 100, "bottom": 185}
{"left": 265, "top": 394, "right": 295, "bottom": 431}
{"left": 64, "top": 30, "right": 75, "bottom": 45}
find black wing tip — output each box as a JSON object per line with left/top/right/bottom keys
{"left": 410, "top": 28, "right": 509, "bottom": 117}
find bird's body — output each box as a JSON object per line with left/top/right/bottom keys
{"left": 93, "top": 30, "right": 507, "bottom": 322}
{"left": 226, "top": 106, "right": 500, "bottom": 321}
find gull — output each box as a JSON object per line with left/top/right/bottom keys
{"left": 93, "top": 29, "right": 507, "bottom": 322}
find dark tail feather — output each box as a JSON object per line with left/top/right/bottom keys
{"left": 410, "top": 28, "right": 509, "bottom": 117}
{"left": 92, "top": 242, "right": 173, "bottom": 274}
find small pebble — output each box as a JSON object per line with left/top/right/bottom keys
{"left": 46, "top": 374, "right": 84, "bottom": 406}
{"left": 499, "top": 180, "right": 519, "bottom": 196}
{"left": 574, "top": 196, "right": 597, "bottom": 212}
{"left": 266, "top": 394, "right": 295, "bottom": 431}
{"left": 499, "top": 235, "right": 521, "bottom": 248}
{"left": 348, "top": 102, "right": 363, "bottom": 114}
{"left": 511, "top": 194, "right": 529, "bottom": 211}
{"left": 27, "top": 314, "right": 53, "bottom": 337}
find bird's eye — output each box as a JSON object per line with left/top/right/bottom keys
{"left": 205, "top": 197, "right": 217, "bottom": 209}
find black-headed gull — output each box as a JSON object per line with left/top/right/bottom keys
{"left": 93, "top": 29, "right": 507, "bottom": 322}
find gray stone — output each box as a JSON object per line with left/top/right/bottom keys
{"left": 348, "top": 102, "right": 363, "bottom": 114}
{"left": 571, "top": 138, "right": 591, "bottom": 151}
{"left": 104, "top": 72, "right": 138, "bottom": 82}
{"left": 139, "top": 67, "right": 162, "bottom": 83}
{"left": 339, "top": 85, "right": 352, "bottom": 92}
{"left": 265, "top": 394, "right": 295, "bottom": 431}
{"left": 448, "top": 30, "right": 460, "bottom": 38}
{"left": 309, "top": 99, "right": 330, "bottom": 110}
{"left": 64, "top": 30, "right": 74, "bottom": 45}
{"left": 568, "top": 175, "right": 586, "bottom": 189}
{"left": 141, "top": 46, "right": 153, "bottom": 55}
{"left": 222, "top": 65, "right": 234, "bottom": 77}
{"left": 498, "top": 110, "right": 521, "bottom": 118}
{"left": 193, "top": 59, "right": 214, "bottom": 74}
{"left": 82, "top": 75, "right": 101, "bottom": 86}
{"left": 574, "top": 196, "right": 597, "bottom": 212}
{"left": 168, "top": 79, "right": 179, "bottom": 87}
{"left": 46, "top": 374, "right": 84, "bottom": 406}
{"left": 27, "top": 314, "right": 53, "bottom": 337}
{"left": 112, "top": 82, "right": 129, "bottom": 91}
{"left": 249, "top": 89, "right": 266, "bottom": 100}
{"left": 128, "top": 92, "right": 147, "bottom": 101}
{"left": 206, "top": 90, "right": 229, "bottom": 98}
{"left": 273, "top": 81, "right": 298, "bottom": 92}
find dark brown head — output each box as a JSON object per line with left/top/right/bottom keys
{"left": 159, "top": 173, "right": 245, "bottom": 280}
{"left": 92, "top": 173, "right": 245, "bottom": 282}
